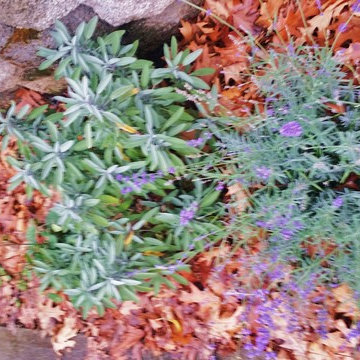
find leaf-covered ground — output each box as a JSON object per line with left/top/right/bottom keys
{"left": 1, "top": 0, "right": 360, "bottom": 359}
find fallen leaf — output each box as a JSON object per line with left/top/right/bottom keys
{"left": 52, "top": 317, "right": 78, "bottom": 355}
{"left": 226, "top": 183, "right": 249, "bottom": 213}
{"left": 207, "top": 306, "right": 244, "bottom": 341}
{"left": 38, "top": 299, "right": 65, "bottom": 331}
{"left": 308, "top": 342, "right": 330, "bottom": 360}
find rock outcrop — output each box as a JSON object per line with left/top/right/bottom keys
{"left": 0, "top": 0, "right": 201, "bottom": 94}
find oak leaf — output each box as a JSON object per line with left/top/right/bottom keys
{"left": 179, "top": 283, "right": 220, "bottom": 317}
{"left": 226, "top": 183, "right": 249, "bottom": 213}
{"left": 38, "top": 299, "right": 65, "bottom": 331}
{"left": 52, "top": 317, "right": 78, "bottom": 355}
{"left": 207, "top": 306, "right": 243, "bottom": 341}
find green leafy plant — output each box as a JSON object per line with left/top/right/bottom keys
{"left": 0, "top": 17, "right": 225, "bottom": 317}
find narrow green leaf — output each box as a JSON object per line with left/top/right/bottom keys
{"left": 170, "top": 36, "right": 178, "bottom": 58}
{"left": 84, "top": 121, "right": 92, "bottom": 148}
{"left": 84, "top": 16, "right": 98, "bottom": 39}
{"left": 191, "top": 67, "right": 215, "bottom": 76}
{"left": 182, "top": 49, "right": 203, "bottom": 66}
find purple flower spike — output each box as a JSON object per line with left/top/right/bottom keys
{"left": 187, "top": 138, "right": 204, "bottom": 147}
{"left": 180, "top": 209, "right": 195, "bottom": 226}
{"left": 180, "top": 202, "right": 198, "bottom": 226}
{"left": 287, "top": 43, "right": 295, "bottom": 56}
{"left": 255, "top": 166, "right": 272, "bottom": 181}
{"left": 332, "top": 196, "right": 343, "bottom": 208}
{"left": 352, "top": 0, "right": 360, "bottom": 12}
{"left": 338, "top": 23, "right": 348, "bottom": 33}
{"left": 215, "top": 181, "right": 225, "bottom": 191}
{"left": 315, "top": 0, "right": 323, "bottom": 13}
{"left": 279, "top": 121, "right": 303, "bottom": 137}
{"left": 281, "top": 228, "right": 295, "bottom": 240}
{"left": 121, "top": 186, "right": 132, "bottom": 195}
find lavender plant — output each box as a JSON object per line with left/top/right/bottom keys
{"left": 0, "top": 17, "right": 225, "bottom": 316}
{"left": 196, "top": 45, "right": 360, "bottom": 292}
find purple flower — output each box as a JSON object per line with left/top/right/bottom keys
{"left": 256, "top": 220, "right": 269, "bottom": 228}
{"left": 168, "top": 167, "right": 176, "bottom": 174}
{"left": 279, "top": 121, "right": 303, "bottom": 137}
{"left": 179, "top": 201, "right": 198, "bottom": 226}
{"left": 266, "top": 108, "right": 274, "bottom": 116}
{"left": 118, "top": 169, "right": 166, "bottom": 194}
{"left": 148, "top": 173, "right": 157, "bottom": 182}
{"left": 133, "top": 178, "right": 142, "bottom": 187}
{"left": 316, "top": 309, "right": 329, "bottom": 338}
{"left": 287, "top": 43, "right": 295, "bottom": 56}
{"left": 205, "top": 9, "right": 212, "bottom": 16}
{"left": 315, "top": 0, "right": 323, "bottom": 13}
{"left": 180, "top": 209, "right": 195, "bottom": 225}
{"left": 121, "top": 186, "right": 132, "bottom": 194}
{"left": 338, "top": 22, "right": 348, "bottom": 33}
{"left": 281, "top": 228, "right": 295, "bottom": 240}
{"left": 265, "top": 351, "right": 277, "bottom": 360}
{"left": 332, "top": 196, "right": 343, "bottom": 208}
{"left": 255, "top": 166, "right": 272, "bottom": 181}
{"left": 347, "top": 321, "right": 360, "bottom": 340}
{"left": 292, "top": 220, "right": 304, "bottom": 230}
{"left": 351, "top": 0, "right": 360, "bottom": 12}
{"left": 187, "top": 138, "right": 204, "bottom": 147}
{"left": 269, "top": 267, "right": 284, "bottom": 281}
{"left": 215, "top": 181, "right": 225, "bottom": 191}
{"left": 252, "top": 262, "right": 267, "bottom": 275}
{"left": 265, "top": 96, "right": 276, "bottom": 103}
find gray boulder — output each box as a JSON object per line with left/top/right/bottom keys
{"left": 0, "top": 0, "right": 201, "bottom": 94}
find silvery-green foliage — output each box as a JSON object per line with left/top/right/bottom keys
{"left": 198, "top": 45, "right": 360, "bottom": 292}
{"left": 1, "top": 17, "right": 224, "bottom": 317}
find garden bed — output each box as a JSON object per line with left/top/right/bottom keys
{"left": 1, "top": 0, "right": 360, "bottom": 359}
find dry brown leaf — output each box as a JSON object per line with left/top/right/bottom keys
{"left": 0, "top": 243, "right": 27, "bottom": 274}
{"left": 179, "top": 20, "right": 195, "bottom": 43}
{"left": 272, "top": 315, "right": 308, "bottom": 357}
{"left": 308, "top": 342, "right": 331, "bottom": 360}
{"left": 299, "top": 0, "right": 348, "bottom": 42}
{"left": 110, "top": 327, "right": 145, "bottom": 358}
{"left": 207, "top": 306, "right": 244, "bottom": 341}
{"left": 232, "top": 0, "right": 260, "bottom": 34}
{"left": 206, "top": 0, "right": 231, "bottom": 18}
{"left": 331, "top": 284, "right": 360, "bottom": 316}
{"left": 179, "top": 283, "right": 220, "bottom": 319}
{"left": 52, "top": 317, "right": 78, "bottom": 355}
{"left": 332, "top": 284, "right": 353, "bottom": 303}
{"left": 226, "top": 183, "right": 249, "bottom": 213}
{"left": 336, "top": 42, "right": 360, "bottom": 64}
{"left": 119, "top": 301, "right": 142, "bottom": 316}
{"left": 257, "top": 0, "right": 284, "bottom": 28}
{"left": 14, "top": 88, "right": 46, "bottom": 112}
{"left": 196, "top": 245, "right": 230, "bottom": 266}
{"left": 38, "top": 299, "right": 65, "bottom": 331}
{"left": 277, "top": 349, "right": 292, "bottom": 359}
{"left": 320, "top": 331, "right": 346, "bottom": 352}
